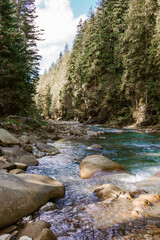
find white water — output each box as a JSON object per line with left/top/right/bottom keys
{"left": 27, "top": 127, "right": 160, "bottom": 239}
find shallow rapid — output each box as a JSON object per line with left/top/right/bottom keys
{"left": 27, "top": 126, "right": 160, "bottom": 239}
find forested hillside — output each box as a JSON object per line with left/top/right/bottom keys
{"left": 35, "top": 49, "right": 70, "bottom": 119}
{"left": 0, "top": 0, "right": 41, "bottom": 116}
{"left": 36, "top": 0, "right": 160, "bottom": 125}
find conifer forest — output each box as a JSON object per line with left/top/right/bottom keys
{"left": 1, "top": 1, "right": 160, "bottom": 238}
{"left": 0, "top": 0, "right": 41, "bottom": 116}
{"left": 1, "top": 0, "right": 160, "bottom": 127}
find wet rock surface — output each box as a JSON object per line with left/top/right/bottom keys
{"left": 80, "top": 155, "right": 126, "bottom": 179}
{"left": 0, "top": 173, "right": 65, "bottom": 229}
{"left": 35, "top": 142, "right": 60, "bottom": 155}
{"left": 0, "top": 121, "right": 160, "bottom": 239}
{"left": 18, "top": 220, "right": 53, "bottom": 239}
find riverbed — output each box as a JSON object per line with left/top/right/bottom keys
{"left": 27, "top": 125, "right": 160, "bottom": 239}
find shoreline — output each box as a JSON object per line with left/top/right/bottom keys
{"left": 0, "top": 118, "right": 160, "bottom": 239}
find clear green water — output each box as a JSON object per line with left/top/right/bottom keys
{"left": 28, "top": 126, "right": 160, "bottom": 239}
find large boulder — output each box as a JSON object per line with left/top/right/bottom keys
{"left": 0, "top": 173, "right": 65, "bottom": 229}
{"left": 1, "top": 146, "right": 39, "bottom": 166}
{"left": 0, "top": 129, "right": 20, "bottom": 146}
{"left": 36, "top": 142, "right": 60, "bottom": 155}
{"left": 80, "top": 155, "right": 126, "bottom": 179}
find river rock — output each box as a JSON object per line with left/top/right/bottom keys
{"left": 34, "top": 228, "right": 57, "bottom": 240}
{"left": 114, "top": 129, "right": 126, "bottom": 133}
{"left": 19, "top": 135, "right": 30, "bottom": 144}
{"left": 0, "top": 225, "right": 17, "bottom": 235}
{"left": 0, "top": 128, "right": 20, "bottom": 146}
{"left": 39, "top": 202, "right": 57, "bottom": 214}
{"left": 44, "top": 132, "right": 60, "bottom": 141}
{"left": 80, "top": 155, "right": 126, "bottom": 179}
{"left": 19, "top": 135, "right": 39, "bottom": 145}
{"left": 139, "top": 194, "right": 160, "bottom": 203}
{"left": 87, "top": 144, "right": 103, "bottom": 150}
{"left": 9, "top": 169, "right": 25, "bottom": 174}
{"left": 19, "top": 236, "right": 32, "bottom": 240}
{"left": 18, "top": 220, "right": 51, "bottom": 239}
{"left": 25, "top": 135, "right": 38, "bottom": 144}
{"left": 0, "top": 157, "right": 16, "bottom": 170}
{"left": 131, "top": 207, "right": 151, "bottom": 218}
{"left": 87, "top": 131, "right": 100, "bottom": 139}
{"left": 0, "top": 234, "right": 11, "bottom": 240}
{"left": 35, "top": 142, "right": 60, "bottom": 155}
{"left": 132, "top": 198, "right": 151, "bottom": 207}
{"left": 1, "top": 146, "right": 39, "bottom": 166}
{"left": 0, "top": 169, "right": 8, "bottom": 173}
{"left": 23, "top": 145, "right": 33, "bottom": 154}
{"left": 94, "top": 183, "right": 123, "bottom": 201}
{"left": 0, "top": 173, "right": 65, "bottom": 229}
{"left": 68, "top": 126, "right": 86, "bottom": 137}
{"left": 15, "top": 163, "right": 28, "bottom": 170}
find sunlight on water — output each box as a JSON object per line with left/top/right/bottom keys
{"left": 27, "top": 126, "right": 160, "bottom": 239}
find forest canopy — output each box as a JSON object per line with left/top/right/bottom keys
{"left": 1, "top": 0, "right": 159, "bottom": 126}
{"left": 35, "top": 0, "right": 160, "bottom": 126}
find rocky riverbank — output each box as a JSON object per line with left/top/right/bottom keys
{"left": 0, "top": 117, "right": 160, "bottom": 239}
{"left": 0, "top": 117, "right": 103, "bottom": 239}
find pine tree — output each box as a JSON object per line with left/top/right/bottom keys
{"left": 0, "top": 0, "right": 27, "bottom": 114}
{"left": 0, "top": 0, "right": 41, "bottom": 116}
{"left": 148, "top": 0, "right": 160, "bottom": 119}
{"left": 15, "top": 0, "right": 41, "bottom": 82}
{"left": 64, "top": 19, "right": 86, "bottom": 120}
{"left": 120, "top": 0, "right": 158, "bottom": 121}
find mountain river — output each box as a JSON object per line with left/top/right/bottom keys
{"left": 27, "top": 125, "right": 160, "bottom": 239}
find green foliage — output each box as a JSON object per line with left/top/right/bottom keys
{"left": 35, "top": 0, "right": 160, "bottom": 126}
{"left": 0, "top": 0, "right": 41, "bottom": 116}
{"left": 35, "top": 51, "right": 70, "bottom": 119}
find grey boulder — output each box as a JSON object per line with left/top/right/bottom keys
{"left": 0, "top": 173, "right": 65, "bottom": 229}
{"left": 0, "top": 129, "right": 20, "bottom": 146}
{"left": 36, "top": 142, "right": 60, "bottom": 155}
{"left": 1, "top": 146, "right": 39, "bottom": 166}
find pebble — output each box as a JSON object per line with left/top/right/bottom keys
{"left": 19, "top": 237, "right": 32, "bottom": 240}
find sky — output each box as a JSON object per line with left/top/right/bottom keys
{"left": 35, "top": 0, "right": 97, "bottom": 74}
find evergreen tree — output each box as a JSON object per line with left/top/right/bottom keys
{"left": 35, "top": 0, "right": 159, "bottom": 125}
{"left": 63, "top": 19, "right": 86, "bottom": 120}
{"left": 148, "top": 0, "right": 160, "bottom": 118}
{"left": 15, "top": 0, "right": 41, "bottom": 82}
{"left": 120, "top": 0, "right": 158, "bottom": 119}
{"left": 0, "top": 0, "right": 41, "bottom": 116}
{"left": 63, "top": 43, "right": 69, "bottom": 54}
{"left": 0, "top": 0, "right": 27, "bottom": 114}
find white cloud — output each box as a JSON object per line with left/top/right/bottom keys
{"left": 35, "top": 0, "right": 87, "bottom": 74}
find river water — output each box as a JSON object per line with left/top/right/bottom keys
{"left": 28, "top": 126, "right": 160, "bottom": 239}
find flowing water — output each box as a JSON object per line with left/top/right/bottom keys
{"left": 27, "top": 125, "right": 160, "bottom": 239}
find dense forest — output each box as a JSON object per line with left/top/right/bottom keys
{"left": 0, "top": 0, "right": 41, "bottom": 116}
{"left": 35, "top": 0, "right": 160, "bottom": 126}
{"left": 1, "top": 0, "right": 160, "bottom": 126}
